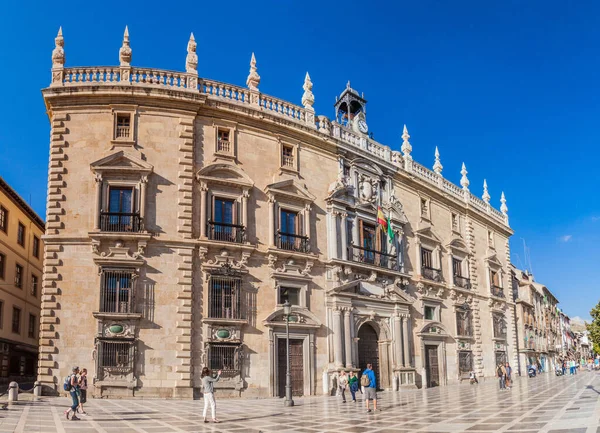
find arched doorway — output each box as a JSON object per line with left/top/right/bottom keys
{"left": 357, "top": 323, "right": 380, "bottom": 388}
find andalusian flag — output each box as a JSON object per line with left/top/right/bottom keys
{"left": 387, "top": 214, "right": 394, "bottom": 244}
{"left": 377, "top": 207, "right": 387, "bottom": 231}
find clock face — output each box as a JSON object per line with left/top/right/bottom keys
{"left": 358, "top": 119, "right": 368, "bottom": 133}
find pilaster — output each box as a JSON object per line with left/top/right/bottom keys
{"left": 177, "top": 117, "right": 194, "bottom": 239}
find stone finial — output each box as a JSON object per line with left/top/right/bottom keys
{"left": 246, "top": 52, "right": 260, "bottom": 91}
{"left": 433, "top": 146, "right": 443, "bottom": 175}
{"left": 460, "top": 163, "right": 470, "bottom": 190}
{"left": 482, "top": 179, "right": 491, "bottom": 204}
{"left": 302, "top": 72, "right": 315, "bottom": 111}
{"left": 401, "top": 125, "right": 412, "bottom": 159}
{"left": 119, "top": 26, "right": 132, "bottom": 66}
{"left": 500, "top": 192, "right": 508, "bottom": 215}
{"left": 52, "top": 27, "right": 65, "bottom": 68}
{"left": 185, "top": 33, "right": 198, "bottom": 74}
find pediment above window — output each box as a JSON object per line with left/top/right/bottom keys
{"left": 328, "top": 279, "right": 414, "bottom": 304}
{"left": 446, "top": 236, "right": 469, "bottom": 254}
{"left": 418, "top": 321, "right": 451, "bottom": 338}
{"left": 415, "top": 226, "right": 443, "bottom": 245}
{"left": 352, "top": 158, "right": 384, "bottom": 177}
{"left": 485, "top": 252, "right": 503, "bottom": 268}
{"left": 196, "top": 163, "right": 254, "bottom": 189}
{"left": 90, "top": 151, "right": 153, "bottom": 175}
{"left": 265, "top": 178, "right": 316, "bottom": 203}
{"left": 263, "top": 306, "right": 321, "bottom": 329}
{"left": 201, "top": 250, "right": 251, "bottom": 280}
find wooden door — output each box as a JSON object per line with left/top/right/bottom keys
{"left": 278, "top": 339, "right": 304, "bottom": 397}
{"left": 357, "top": 324, "right": 380, "bottom": 389}
{"left": 425, "top": 345, "right": 440, "bottom": 387}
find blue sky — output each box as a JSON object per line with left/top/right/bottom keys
{"left": 1, "top": 1, "right": 598, "bottom": 320}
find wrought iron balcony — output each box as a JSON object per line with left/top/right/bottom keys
{"left": 208, "top": 221, "right": 246, "bottom": 244}
{"left": 453, "top": 275, "right": 471, "bottom": 289}
{"left": 491, "top": 285, "right": 505, "bottom": 298}
{"left": 422, "top": 266, "right": 443, "bottom": 282}
{"left": 347, "top": 244, "right": 399, "bottom": 271}
{"left": 276, "top": 231, "right": 310, "bottom": 253}
{"left": 100, "top": 212, "right": 144, "bottom": 233}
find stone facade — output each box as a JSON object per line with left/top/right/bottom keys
{"left": 39, "top": 28, "right": 516, "bottom": 398}
{"left": 0, "top": 176, "right": 44, "bottom": 383}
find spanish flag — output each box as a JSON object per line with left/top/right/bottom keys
{"left": 377, "top": 206, "right": 387, "bottom": 231}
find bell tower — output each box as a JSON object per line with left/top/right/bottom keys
{"left": 334, "top": 81, "right": 368, "bottom": 134}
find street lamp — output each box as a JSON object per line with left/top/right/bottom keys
{"left": 283, "top": 300, "right": 294, "bottom": 407}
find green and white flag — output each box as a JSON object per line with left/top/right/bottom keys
{"left": 387, "top": 215, "right": 394, "bottom": 244}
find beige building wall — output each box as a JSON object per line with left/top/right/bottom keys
{"left": 0, "top": 177, "right": 44, "bottom": 381}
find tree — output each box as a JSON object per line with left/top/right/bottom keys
{"left": 586, "top": 300, "right": 600, "bottom": 355}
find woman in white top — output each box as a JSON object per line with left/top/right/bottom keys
{"left": 201, "top": 367, "right": 222, "bottom": 423}
{"left": 338, "top": 371, "right": 349, "bottom": 403}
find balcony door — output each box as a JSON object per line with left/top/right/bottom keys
{"left": 360, "top": 222, "right": 378, "bottom": 264}
{"left": 105, "top": 187, "right": 136, "bottom": 232}
{"left": 212, "top": 198, "right": 236, "bottom": 242}
{"left": 279, "top": 209, "right": 300, "bottom": 250}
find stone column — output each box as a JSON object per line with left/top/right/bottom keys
{"left": 352, "top": 215, "right": 360, "bottom": 258}
{"left": 333, "top": 308, "right": 344, "bottom": 368}
{"left": 93, "top": 174, "right": 102, "bottom": 230}
{"left": 343, "top": 308, "right": 353, "bottom": 368}
{"left": 241, "top": 189, "right": 249, "bottom": 228}
{"left": 199, "top": 182, "right": 208, "bottom": 238}
{"left": 394, "top": 313, "right": 403, "bottom": 368}
{"left": 304, "top": 204, "right": 311, "bottom": 238}
{"left": 416, "top": 240, "right": 422, "bottom": 275}
{"left": 268, "top": 195, "right": 275, "bottom": 247}
{"left": 330, "top": 211, "right": 338, "bottom": 259}
{"left": 340, "top": 213, "right": 348, "bottom": 261}
{"left": 402, "top": 315, "right": 410, "bottom": 367}
{"left": 140, "top": 175, "right": 148, "bottom": 221}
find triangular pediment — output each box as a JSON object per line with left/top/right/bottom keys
{"left": 265, "top": 179, "right": 316, "bottom": 202}
{"left": 415, "top": 225, "right": 443, "bottom": 244}
{"left": 90, "top": 151, "right": 153, "bottom": 174}
{"left": 196, "top": 163, "right": 254, "bottom": 188}
{"left": 485, "top": 252, "right": 503, "bottom": 267}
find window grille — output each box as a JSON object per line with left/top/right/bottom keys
{"left": 458, "top": 351, "right": 473, "bottom": 375}
{"left": 98, "top": 340, "right": 135, "bottom": 380}
{"left": 209, "top": 344, "right": 240, "bottom": 375}
{"left": 493, "top": 313, "right": 507, "bottom": 339}
{"left": 209, "top": 276, "right": 241, "bottom": 319}
{"left": 495, "top": 351, "right": 507, "bottom": 365}
{"left": 100, "top": 269, "right": 135, "bottom": 313}
{"left": 421, "top": 248, "right": 433, "bottom": 268}
{"left": 456, "top": 309, "right": 473, "bottom": 337}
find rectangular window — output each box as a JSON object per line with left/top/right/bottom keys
{"left": 217, "top": 129, "right": 231, "bottom": 153}
{"left": 456, "top": 309, "right": 473, "bottom": 336}
{"left": 451, "top": 213, "right": 459, "bottom": 231}
{"left": 420, "top": 199, "right": 428, "bottom": 217}
{"left": 32, "top": 236, "right": 40, "bottom": 258}
{"left": 424, "top": 306, "right": 435, "bottom": 321}
{"left": 17, "top": 223, "right": 25, "bottom": 247}
{"left": 15, "top": 264, "right": 23, "bottom": 289}
{"left": 214, "top": 198, "right": 235, "bottom": 224}
{"left": 280, "top": 210, "right": 298, "bottom": 235}
{"left": 282, "top": 145, "right": 294, "bottom": 168}
{"left": 493, "top": 314, "right": 507, "bottom": 339}
{"left": 115, "top": 114, "right": 131, "bottom": 139}
{"left": 209, "top": 276, "right": 241, "bottom": 319}
{"left": 421, "top": 248, "right": 433, "bottom": 268}
{"left": 491, "top": 270, "right": 500, "bottom": 286}
{"left": 11, "top": 307, "right": 20, "bottom": 334}
{"left": 101, "top": 187, "right": 139, "bottom": 232}
{"left": 0, "top": 253, "right": 4, "bottom": 279}
{"left": 452, "top": 258, "right": 462, "bottom": 277}
{"left": 100, "top": 269, "right": 135, "bottom": 313}
{"left": 209, "top": 198, "right": 243, "bottom": 242}
{"left": 458, "top": 351, "right": 473, "bottom": 375}
{"left": 209, "top": 343, "right": 239, "bottom": 375}
{"left": 0, "top": 206, "right": 7, "bottom": 233}
{"left": 278, "top": 286, "right": 300, "bottom": 306}
{"left": 31, "top": 274, "right": 38, "bottom": 297}
{"left": 0, "top": 301, "right": 3, "bottom": 329}
{"left": 28, "top": 314, "right": 36, "bottom": 339}
{"left": 98, "top": 340, "right": 135, "bottom": 380}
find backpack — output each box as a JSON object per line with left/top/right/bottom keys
{"left": 63, "top": 375, "right": 72, "bottom": 392}
{"left": 360, "top": 373, "right": 370, "bottom": 387}
{"left": 496, "top": 366, "right": 503, "bottom": 377}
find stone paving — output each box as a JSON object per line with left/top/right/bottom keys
{"left": 1, "top": 372, "right": 599, "bottom": 433}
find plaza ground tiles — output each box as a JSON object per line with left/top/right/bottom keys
{"left": 2, "top": 372, "right": 600, "bottom": 433}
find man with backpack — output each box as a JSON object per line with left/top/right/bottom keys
{"left": 497, "top": 363, "right": 507, "bottom": 390}
{"left": 63, "top": 366, "right": 81, "bottom": 421}
{"left": 361, "top": 363, "right": 378, "bottom": 413}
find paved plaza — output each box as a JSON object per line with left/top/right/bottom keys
{"left": 1, "top": 372, "right": 599, "bottom": 433}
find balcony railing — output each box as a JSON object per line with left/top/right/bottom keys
{"left": 276, "top": 231, "right": 309, "bottom": 253}
{"left": 453, "top": 275, "right": 471, "bottom": 289}
{"left": 100, "top": 212, "right": 144, "bottom": 233}
{"left": 217, "top": 140, "right": 231, "bottom": 153}
{"left": 115, "top": 125, "right": 131, "bottom": 139}
{"left": 208, "top": 221, "right": 246, "bottom": 243}
{"left": 491, "top": 285, "right": 505, "bottom": 298}
{"left": 347, "top": 244, "right": 399, "bottom": 271}
{"left": 422, "top": 266, "right": 443, "bottom": 282}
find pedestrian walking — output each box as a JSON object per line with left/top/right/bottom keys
{"left": 201, "top": 367, "right": 222, "bottom": 423}
{"left": 361, "top": 363, "right": 379, "bottom": 413}
{"left": 63, "top": 366, "right": 81, "bottom": 421}
{"left": 562, "top": 360, "right": 566, "bottom": 376}
{"left": 504, "top": 362, "right": 512, "bottom": 389}
{"left": 77, "top": 368, "right": 88, "bottom": 415}
{"left": 348, "top": 371, "right": 359, "bottom": 402}
{"left": 338, "top": 370, "right": 348, "bottom": 403}
{"left": 469, "top": 370, "right": 478, "bottom": 385}
{"left": 497, "top": 364, "right": 506, "bottom": 390}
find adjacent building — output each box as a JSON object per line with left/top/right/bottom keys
{"left": 0, "top": 176, "right": 44, "bottom": 383}
{"left": 38, "top": 28, "right": 517, "bottom": 398}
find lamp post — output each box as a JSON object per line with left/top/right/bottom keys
{"left": 283, "top": 300, "right": 294, "bottom": 407}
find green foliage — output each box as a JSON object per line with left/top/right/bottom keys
{"left": 587, "top": 300, "right": 600, "bottom": 354}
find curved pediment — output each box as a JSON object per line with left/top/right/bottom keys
{"left": 329, "top": 280, "right": 414, "bottom": 304}
{"left": 90, "top": 151, "right": 154, "bottom": 175}
{"left": 265, "top": 178, "right": 316, "bottom": 203}
{"left": 263, "top": 306, "right": 321, "bottom": 329}
{"left": 418, "top": 321, "right": 452, "bottom": 338}
{"left": 351, "top": 158, "right": 384, "bottom": 177}
{"left": 446, "top": 236, "right": 469, "bottom": 254}
{"left": 196, "top": 163, "right": 254, "bottom": 188}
